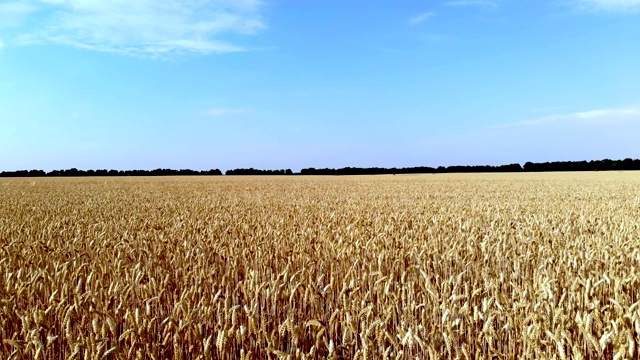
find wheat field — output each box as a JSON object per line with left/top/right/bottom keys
{"left": 1, "top": 173, "right": 639, "bottom": 359}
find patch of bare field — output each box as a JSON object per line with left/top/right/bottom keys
{"left": 1, "top": 172, "right": 639, "bottom": 359}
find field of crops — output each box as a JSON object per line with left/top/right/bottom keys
{"left": 1, "top": 173, "right": 640, "bottom": 359}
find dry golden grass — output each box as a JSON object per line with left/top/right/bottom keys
{"left": 1, "top": 172, "right": 640, "bottom": 359}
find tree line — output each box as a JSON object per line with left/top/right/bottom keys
{"left": 300, "top": 158, "right": 640, "bottom": 175}
{"left": 522, "top": 158, "right": 640, "bottom": 172}
{"left": 299, "top": 163, "right": 523, "bottom": 175}
{"left": 1, "top": 158, "right": 639, "bottom": 177}
{"left": 225, "top": 168, "right": 293, "bottom": 175}
{"left": 0, "top": 168, "right": 222, "bottom": 177}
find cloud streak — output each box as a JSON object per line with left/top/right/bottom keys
{"left": 419, "top": 106, "right": 640, "bottom": 165}
{"left": 575, "top": 0, "right": 640, "bottom": 12}
{"left": 498, "top": 106, "right": 640, "bottom": 128}
{"left": 2, "top": 0, "right": 266, "bottom": 56}
{"left": 0, "top": 2, "right": 39, "bottom": 29}
{"left": 409, "top": 12, "right": 435, "bottom": 25}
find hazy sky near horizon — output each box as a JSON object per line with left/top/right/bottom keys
{"left": 1, "top": 0, "right": 639, "bottom": 171}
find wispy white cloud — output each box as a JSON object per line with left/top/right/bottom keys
{"left": 574, "top": 107, "right": 640, "bottom": 120}
{"left": 2, "top": 0, "right": 266, "bottom": 56}
{"left": 445, "top": 0, "right": 499, "bottom": 7}
{"left": 0, "top": 38, "right": 4, "bottom": 51}
{"left": 409, "top": 12, "right": 435, "bottom": 25}
{"left": 411, "top": 105, "right": 640, "bottom": 165}
{"left": 0, "top": 2, "right": 38, "bottom": 28}
{"left": 575, "top": 0, "right": 640, "bottom": 12}
{"left": 498, "top": 106, "right": 640, "bottom": 128}
{"left": 203, "top": 108, "right": 248, "bottom": 117}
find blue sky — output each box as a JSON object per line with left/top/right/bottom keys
{"left": 1, "top": 0, "right": 639, "bottom": 171}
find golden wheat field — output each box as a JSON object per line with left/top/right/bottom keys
{"left": 1, "top": 172, "right": 640, "bottom": 359}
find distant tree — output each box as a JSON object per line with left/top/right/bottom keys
{"left": 622, "top": 158, "right": 634, "bottom": 170}
{"left": 523, "top": 162, "right": 535, "bottom": 172}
